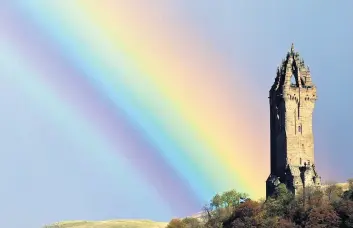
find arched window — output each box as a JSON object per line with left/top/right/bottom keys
{"left": 290, "top": 75, "right": 297, "bottom": 86}
{"left": 298, "top": 125, "right": 302, "bottom": 133}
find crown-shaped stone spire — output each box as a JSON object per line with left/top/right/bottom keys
{"left": 270, "top": 43, "right": 315, "bottom": 93}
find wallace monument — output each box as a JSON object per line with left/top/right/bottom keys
{"left": 266, "top": 44, "right": 322, "bottom": 197}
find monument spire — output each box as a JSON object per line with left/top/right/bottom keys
{"left": 266, "top": 44, "right": 321, "bottom": 198}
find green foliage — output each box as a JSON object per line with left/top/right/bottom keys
{"left": 210, "top": 190, "right": 248, "bottom": 210}
{"left": 221, "top": 189, "right": 248, "bottom": 208}
{"left": 263, "top": 184, "right": 296, "bottom": 218}
{"left": 202, "top": 189, "right": 248, "bottom": 227}
{"left": 210, "top": 193, "right": 222, "bottom": 209}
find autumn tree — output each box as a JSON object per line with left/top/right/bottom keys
{"left": 334, "top": 200, "right": 353, "bottom": 228}
{"left": 181, "top": 217, "right": 202, "bottom": 228}
{"left": 222, "top": 200, "right": 262, "bottom": 228}
{"left": 166, "top": 218, "right": 186, "bottom": 228}
{"left": 276, "top": 218, "right": 298, "bottom": 228}
{"left": 183, "top": 183, "right": 353, "bottom": 228}
{"left": 303, "top": 204, "right": 341, "bottom": 228}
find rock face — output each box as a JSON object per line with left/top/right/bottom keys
{"left": 266, "top": 44, "right": 321, "bottom": 197}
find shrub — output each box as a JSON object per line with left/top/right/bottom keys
{"left": 166, "top": 218, "right": 186, "bottom": 228}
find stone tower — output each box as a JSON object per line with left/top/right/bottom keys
{"left": 266, "top": 44, "right": 321, "bottom": 197}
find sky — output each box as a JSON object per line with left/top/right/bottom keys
{"left": 0, "top": 1, "right": 352, "bottom": 227}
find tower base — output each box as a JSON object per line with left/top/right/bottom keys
{"left": 266, "top": 164, "right": 321, "bottom": 198}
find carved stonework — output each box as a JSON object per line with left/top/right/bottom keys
{"left": 266, "top": 44, "right": 321, "bottom": 197}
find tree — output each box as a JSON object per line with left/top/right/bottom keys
{"left": 190, "top": 185, "right": 353, "bottom": 228}
{"left": 223, "top": 200, "right": 262, "bottom": 228}
{"left": 304, "top": 204, "right": 341, "bottom": 228}
{"left": 203, "top": 189, "right": 249, "bottom": 227}
{"left": 263, "top": 184, "right": 295, "bottom": 218}
{"left": 334, "top": 200, "right": 353, "bottom": 228}
{"left": 347, "top": 178, "right": 353, "bottom": 190}
{"left": 166, "top": 218, "right": 186, "bottom": 228}
{"left": 230, "top": 216, "right": 257, "bottom": 228}
{"left": 210, "top": 193, "right": 222, "bottom": 210}
{"left": 257, "top": 217, "right": 298, "bottom": 228}
{"left": 202, "top": 203, "right": 226, "bottom": 228}
{"left": 340, "top": 178, "right": 353, "bottom": 201}
{"left": 343, "top": 189, "right": 353, "bottom": 201}
{"left": 305, "top": 187, "right": 324, "bottom": 207}
{"left": 325, "top": 184, "right": 343, "bottom": 202}
{"left": 276, "top": 218, "right": 298, "bottom": 228}
{"left": 220, "top": 190, "right": 248, "bottom": 208}
{"left": 181, "top": 217, "right": 202, "bottom": 228}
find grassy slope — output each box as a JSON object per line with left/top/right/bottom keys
{"left": 45, "top": 211, "right": 205, "bottom": 227}
{"left": 45, "top": 220, "right": 168, "bottom": 228}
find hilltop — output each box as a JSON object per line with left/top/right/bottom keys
{"left": 44, "top": 220, "right": 168, "bottom": 228}
{"left": 45, "top": 183, "right": 351, "bottom": 228}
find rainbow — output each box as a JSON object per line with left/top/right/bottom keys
{"left": 2, "top": 1, "right": 270, "bottom": 218}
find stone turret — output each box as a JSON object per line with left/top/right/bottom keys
{"left": 266, "top": 44, "right": 321, "bottom": 197}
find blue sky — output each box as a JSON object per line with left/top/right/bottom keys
{"left": 183, "top": 0, "right": 353, "bottom": 180}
